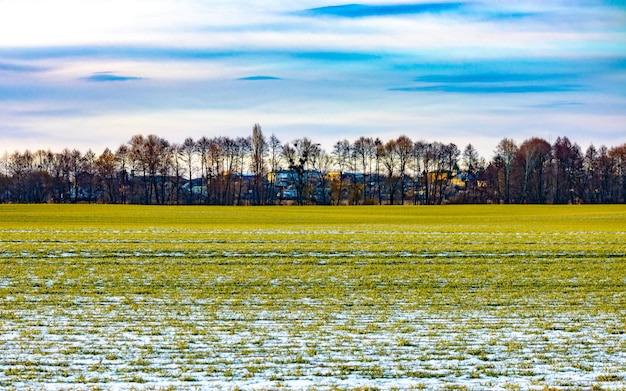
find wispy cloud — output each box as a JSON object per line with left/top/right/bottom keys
{"left": 299, "top": 2, "right": 545, "bottom": 23}
{"left": 527, "top": 101, "right": 585, "bottom": 108}
{"left": 82, "top": 72, "right": 145, "bottom": 82}
{"left": 301, "top": 3, "right": 465, "bottom": 18}
{"left": 1, "top": 46, "right": 385, "bottom": 64}
{"left": 414, "top": 73, "right": 574, "bottom": 84}
{"left": 391, "top": 84, "right": 581, "bottom": 94}
{"left": 238, "top": 76, "right": 281, "bottom": 81}
{"left": 0, "top": 62, "right": 45, "bottom": 72}
{"left": 393, "top": 68, "right": 585, "bottom": 94}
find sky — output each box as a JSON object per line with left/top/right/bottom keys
{"left": 1, "top": 0, "right": 625, "bottom": 159}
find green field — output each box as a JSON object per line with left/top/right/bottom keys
{"left": 0, "top": 205, "right": 625, "bottom": 390}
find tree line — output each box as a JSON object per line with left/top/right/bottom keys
{"left": 2, "top": 125, "right": 626, "bottom": 205}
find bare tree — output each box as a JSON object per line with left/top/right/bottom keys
{"left": 180, "top": 137, "right": 196, "bottom": 204}
{"left": 461, "top": 143, "right": 479, "bottom": 202}
{"left": 218, "top": 137, "right": 238, "bottom": 205}
{"left": 433, "top": 143, "right": 460, "bottom": 204}
{"left": 382, "top": 139, "right": 400, "bottom": 204}
{"left": 8, "top": 150, "right": 32, "bottom": 202}
{"left": 96, "top": 148, "right": 118, "bottom": 203}
{"left": 353, "top": 137, "right": 376, "bottom": 203}
{"left": 207, "top": 139, "right": 223, "bottom": 204}
{"left": 0, "top": 152, "right": 9, "bottom": 203}
{"left": 283, "top": 138, "right": 318, "bottom": 205}
{"left": 251, "top": 124, "right": 267, "bottom": 205}
{"left": 421, "top": 143, "right": 435, "bottom": 204}
{"left": 145, "top": 135, "right": 169, "bottom": 204}
{"left": 495, "top": 138, "right": 518, "bottom": 204}
{"left": 431, "top": 143, "right": 448, "bottom": 204}
{"left": 25, "top": 150, "right": 53, "bottom": 203}
{"left": 516, "top": 138, "right": 551, "bottom": 203}
{"left": 235, "top": 136, "right": 251, "bottom": 205}
{"left": 128, "top": 135, "right": 148, "bottom": 203}
{"left": 396, "top": 135, "right": 414, "bottom": 204}
{"left": 197, "top": 136, "right": 212, "bottom": 204}
{"left": 332, "top": 139, "right": 351, "bottom": 205}
{"left": 170, "top": 143, "right": 184, "bottom": 205}
{"left": 158, "top": 138, "right": 175, "bottom": 205}
{"left": 411, "top": 141, "right": 428, "bottom": 204}
{"left": 115, "top": 145, "right": 130, "bottom": 203}
{"left": 374, "top": 138, "right": 384, "bottom": 204}
{"left": 267, "top": 134, "right": 282, "bottom": 204}
{"left": 552, "top": 136, "right": 582, "bottom": 204}
{"left": 310, "top": 149, "right": 333, "bottom": 204}
{"left": 68, "top": 149, "right": 82, "bottom": 203}
{"left": 609, "top": 143, "right": 626, "bottom": 202}
{"left": 81, "top": 149, "right": 97, "bottom": 203}
{"left": 583, "top": 145, "right": 613, "bottom": 204}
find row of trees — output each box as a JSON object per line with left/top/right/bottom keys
{"left": 2, "top": 125, "right": 626, "bottom": 205}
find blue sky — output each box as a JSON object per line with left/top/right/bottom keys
{"left": 1, "top": 1, "right": 625, "bottom": 158}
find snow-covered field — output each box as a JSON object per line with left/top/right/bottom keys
{"left": 0, "top": 205, "right": 625, "bottom": 390}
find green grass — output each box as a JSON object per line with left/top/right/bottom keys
{"left": 0, "top": 204, "right": 625, "bottom": 390}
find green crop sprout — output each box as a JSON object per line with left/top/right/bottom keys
{"left": 0, "top": 204, "right": 625, "bottom": 390}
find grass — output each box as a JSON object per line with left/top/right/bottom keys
{"left": 0, "top": 204, "right": 625, "bottom": 390}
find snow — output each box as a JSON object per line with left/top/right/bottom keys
{"left": 1, "top": 296, "right": 624, "bottom": 390}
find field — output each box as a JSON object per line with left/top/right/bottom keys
{"left": 0, "top": 204, "right": 625, "bottom": 391}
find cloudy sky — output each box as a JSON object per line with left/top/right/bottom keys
{"left": 1, "top": 0, "right": 625, "bottom": 158}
